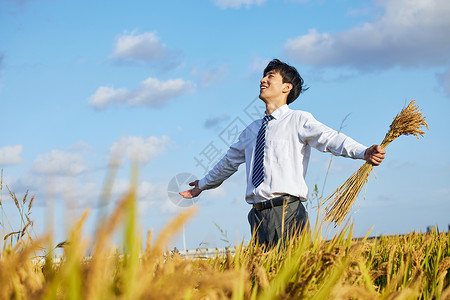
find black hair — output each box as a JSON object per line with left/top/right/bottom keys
{"left": 263, "top": 59, "right": 308, "bottom": 104}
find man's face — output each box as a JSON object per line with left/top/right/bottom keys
{"left": 259, "top": 70, "right": 291, "bottom": 102}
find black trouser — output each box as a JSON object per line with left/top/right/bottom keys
{"left": 248, "top": 195, "right": 308, "bottom": 246}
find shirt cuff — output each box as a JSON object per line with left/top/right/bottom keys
{"left": 198, "top": 177, "right": 208, "bottom": 190}
{"left": 356, "top": 146, "right": 367, "bottom": 160}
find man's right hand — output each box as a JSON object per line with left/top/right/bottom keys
{"left": 179, "top": 180, "right": 202, "bottom": 199}
{"left": 364, "top": 144, "right": 386, "bottom": 166}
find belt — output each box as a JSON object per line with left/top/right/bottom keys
{"left": 252, "top": 195, "right": 300, "bottom": 211}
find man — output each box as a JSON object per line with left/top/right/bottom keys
{"left": 180, "top": 59, "right": 385, "bottom": 246}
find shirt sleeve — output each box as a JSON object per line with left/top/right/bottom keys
{"left": 198, "top": 130, "right": 247, "bottom": 190}
{"left": 298, "top": 112, "right": 367, "bottom": 159}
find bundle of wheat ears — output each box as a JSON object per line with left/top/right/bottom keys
{"left": 323, "top": 99, "right": 429, "bottom": 226}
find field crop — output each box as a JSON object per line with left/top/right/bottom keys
{"left": 0, "top": 175, "right": 449, "bottom": 299}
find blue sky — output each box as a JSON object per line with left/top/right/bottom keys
{"left": 1, "top": 0, "right": 449, "bottom": 250}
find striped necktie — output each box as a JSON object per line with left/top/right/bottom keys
{"left": 252, "top": 115, "right": 274, "bottom": 188}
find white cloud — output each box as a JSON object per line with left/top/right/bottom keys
{"left": 88, "top": 86, "right": 128, "bottom": 109}
{"left": 138, "top": 180, "right": 168, "bottom": 204}
{"left": 6, "top": 145, "right": 97, "bottom": 206}
{"left": 110, "top": 136, "right": 170, "bottom": 164}
{"left": 0, "top": 145, "right": 23, "bottom": 165}
{"left": 214, "top": 0, "right": 265, "bottom": 9}
{"left": 9, "top": 142, "right": 170, "bottom": 209}
{"left": 285, "top": 0, "right": 450, "bottom": 69}
{"left": 111, "top": 31, "right": 165, "bottom": 61}
{"left": 88, "top": 77, "right": 195, "bottom": 110}
{"left": 31, "top": 150, "right": 87, "bottom": 176}
{"left": 109, "top": 178, "right": 177, "bottom": 215}
{"left": 14, "top": 171, "right": 100, "bottom": 207}
{"left": 14, "top": 172, "right": 168, "bottom": 210}
{"left": 110, "top": 30, "right": 182, "bottom": 69}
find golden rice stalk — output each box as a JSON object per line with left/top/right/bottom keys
{"left": 324, "top": 100, "right": 428, "bottom": 226}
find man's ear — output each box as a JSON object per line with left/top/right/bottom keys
{"left": 283, "top": 83, "right": 293, "bottom": 93}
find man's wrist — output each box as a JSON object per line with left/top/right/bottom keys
{"left": 363, "top": 148, "right": 369, "bottom": 160}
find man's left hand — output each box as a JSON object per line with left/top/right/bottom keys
{"left": 364, "top": 145, "right": 386, "bottom": 166}
{"left": 179, "top": 180, "right": 202, "bottom": 199}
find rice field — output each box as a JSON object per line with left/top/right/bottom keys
{"left": 1, "top": 178, "right": 449, "bottom": 300}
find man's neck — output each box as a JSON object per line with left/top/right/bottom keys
{"left": 265, "top": 100, "right": 286, "bottom": 115}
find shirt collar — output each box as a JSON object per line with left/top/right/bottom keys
{"left": 266, "top": 104, "right": 289, "bottom": 120}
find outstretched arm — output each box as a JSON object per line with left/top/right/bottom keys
{"left": 364, "top": 145, "right": 386, "bottom": 166}
{"left": 179, "top": 180, "right": 202, "bottom": 199}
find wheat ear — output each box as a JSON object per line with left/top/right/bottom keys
{"left": 323, "top": 100, "right": 428, "bottom": 226}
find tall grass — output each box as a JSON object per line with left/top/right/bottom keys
{"left": 0, "top": 170, "right": 449, "bottom": 299}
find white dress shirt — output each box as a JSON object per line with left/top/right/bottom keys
{"left": 198, "top": 104, "right": 367, "bottom": 204}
